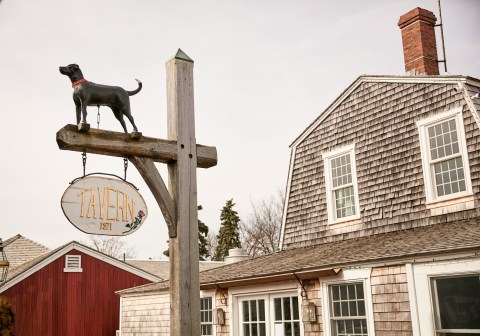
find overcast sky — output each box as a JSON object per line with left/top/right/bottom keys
{"left": 0, "top": 0, "right": 479, "bottom": 259}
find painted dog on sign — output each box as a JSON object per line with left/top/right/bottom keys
{"left": 59, "top": 64, "right": 141, "bottom": 133}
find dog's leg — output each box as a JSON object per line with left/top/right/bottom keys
{"left": 81, "top": 100, "right": 88, "bottom": 124}
{"left": 75, "top": 102, "right": 81, "bottom": 124}
{"left": 112, "top": 107, "right": 128, "bottom": 133}
{"left": 125, "top": 112, "right": 138, "bottom": 132}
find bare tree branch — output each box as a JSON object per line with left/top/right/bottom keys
{"left": 82, "top": 235, "right": 137, "bottom": 259}
{"left": 240, "top": 189, "right": 285, "bottom": 257}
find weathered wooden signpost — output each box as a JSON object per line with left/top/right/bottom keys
{"left": 57, "top": 50, "right": 217, "bottom": 335}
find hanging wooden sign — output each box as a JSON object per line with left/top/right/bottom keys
{"left": 61, "top": 176, "right": 148, "bottom": 236}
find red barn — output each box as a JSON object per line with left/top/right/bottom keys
{"left": 0, "top": 240, "right": 160, "bottom": 336}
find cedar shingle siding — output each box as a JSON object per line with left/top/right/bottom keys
{"left": 283, "top": 77, "right": 480, "bottom": 249}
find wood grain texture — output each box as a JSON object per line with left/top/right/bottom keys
{"left": 129, "top": 156, "right": 176, "bottom": 237}
{"left": 56, "top": 124, "right": 217, "bottom": 169}
{"left": 166, "top": 51, "right": 201, "bottom": 336}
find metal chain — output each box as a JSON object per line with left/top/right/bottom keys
{"left": 124, "top": 157, "right": 128, "bottom": 180}
{"left": 82, "top": 151, "right": 87, "bottom": 177}
{"left": 97, "top": 105, "right": 101, "bottom": 129}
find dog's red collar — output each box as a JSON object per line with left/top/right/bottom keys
{"left": 72, "top": 79, "right": 87, "bottom": 87}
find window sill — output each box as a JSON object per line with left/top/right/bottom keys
{"left": 64, "top": 268, "right": 83, "bottom": 273}
{"left": 328, "top": 218, "right": 362, "bottom": 234}
{"left": 328, "top": 214, "right": 361, "bottom": 227}
{"left": 426, "top": 194, "right": 475, "bottom": 216}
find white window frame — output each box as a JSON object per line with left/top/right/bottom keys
{"left": 431, "top": 274, "right": 480, "bottom": 335}
{"left": 200, "top": 291, "right": 215, "bottom": 336}
{"left": 230, "top": 284, "right": 303, "bottom": 336}
{"left": 410, "top": 257, "right": 480, "bottom": 336}
{"left": 416, "top": 107, "right": 473, "bottom": 204}
{"left": 270, "top": 293, "right": 302, "bottom": 336}
{"left": 64, "top": 255, "right": 82, "bottom": 272}
{"left": 323, "top": 144, "right": 361, "bottom": 224}
{"left": 321, "top": 269, "right": 375, "bottom": 336}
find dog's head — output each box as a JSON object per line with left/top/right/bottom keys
{"left": 59, "top": 64, "right": 83, "bottom": 81}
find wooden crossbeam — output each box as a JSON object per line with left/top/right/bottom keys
{"left": 56, "top": 124, "right": 217, "bottom": 169}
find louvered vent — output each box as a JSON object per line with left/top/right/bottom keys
{"left": 64, "top": 255, "right": 82, "bottom": 272}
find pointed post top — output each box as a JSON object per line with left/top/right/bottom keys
{"left": 169, "top": 49, "right": 194, "bottom": 63}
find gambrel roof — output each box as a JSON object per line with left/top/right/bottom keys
{"left": 280, "top": 75, "right": 480, "bottom": 250}
{"left": 290, "top": 75, "right": 480, "bottom": 148}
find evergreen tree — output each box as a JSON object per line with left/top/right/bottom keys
{"left": 213, "top": 199, "right": 241, "bottom": 261}
{"left": 163, "top": 205, "right": 210, "bottom": 260}
{"left": 197, "top": 205, "right": 210, "bottom": 261}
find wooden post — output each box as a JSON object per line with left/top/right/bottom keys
{"left": 166, "top": 49, "right": 200, "bottom": 336}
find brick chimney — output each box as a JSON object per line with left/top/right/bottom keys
{"left": 398, "top": 7, "right": 440, "bottom": 75}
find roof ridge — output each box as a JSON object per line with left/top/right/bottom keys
{"left": 3, "top": 234, "right": 22, "bottom": 247}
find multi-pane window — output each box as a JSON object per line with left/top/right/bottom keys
{"left": 428, "top": 119, "right": 466, "bottom": 197}
{"left": 329, "top": 283, "right": 368, "bottom": 336}
{"left": 200, "top": 297, "right": 213, "bottom": 336}
{"left": 324, "top": 145, "right": 360, "bottom": 223}
{"left": 417, "top": 107, "right": 472, "bottom": 203}
{"left": 241, "top": 299, "right": 266, "bottom": 336}
{"left": 431, "top": 275, "right": 480, "bottom": 335}
{"left": 273, "top": 296, "right": 300, "bottom": 336}
{"left": 238, "top": 294, "right": 301, "bottom": 336}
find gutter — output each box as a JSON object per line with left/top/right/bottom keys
{"left": 200, "top": 267, "right": 341, "bottom": 290}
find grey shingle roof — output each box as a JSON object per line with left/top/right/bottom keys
{"left": 3, "top": 234, "right": 50, "bottom": 270}
{"left": 119, "top": 218, "right": 480, "bottom": 295}
{"left": 125, "top": 260, "right": 225, "bottom": 279}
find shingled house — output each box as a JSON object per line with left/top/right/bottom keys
{"left": 118, "top": 8, "right": 480, "bottom": 336}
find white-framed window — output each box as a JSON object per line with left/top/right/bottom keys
{"left": 321, "top": 269, "right": 375, "bottom": 336}
{"left": 64, "top": 255, "right": 82, "bottom": 272}
{"left": 272, "top": 295, "right": 301, "bottom": 336}
{"left": 323, "top": 144, "right": 360, "bottom": 224}
{"left": 240, "top": 296, "right": 267, "bottom": 336}
{"left": 328, "top": 283, "right": 368, "bottom": 336}
{"left": 235, "top": 290, "right": 301, "bottom": 336}
{"left": 410, "top": 258, "right": 480, "bottom": 336}
{"left": 431, "top": 274, "right": 480, "bottom": 335}
{"left": 200, "top": 296, "right": 214, "bottom": 336}
{"left": 416, "top": 107, "right": 473, "bottom": 203}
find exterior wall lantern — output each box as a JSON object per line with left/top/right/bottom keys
{"left": 0, "top": 238, "right": 9, "bottom": 282}
{"left": 307, "top": 302, "right": 317, "bottom": 323}
{"left": 214, "top": 308, "right": 225, "bottom": 325}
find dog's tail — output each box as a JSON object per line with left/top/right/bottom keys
{"left": 127, "top": 79, "right": 142, "bottom": 96}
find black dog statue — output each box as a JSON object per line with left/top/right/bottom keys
{"left": 59, "top": 64, "right": 141, "bottom": 133}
